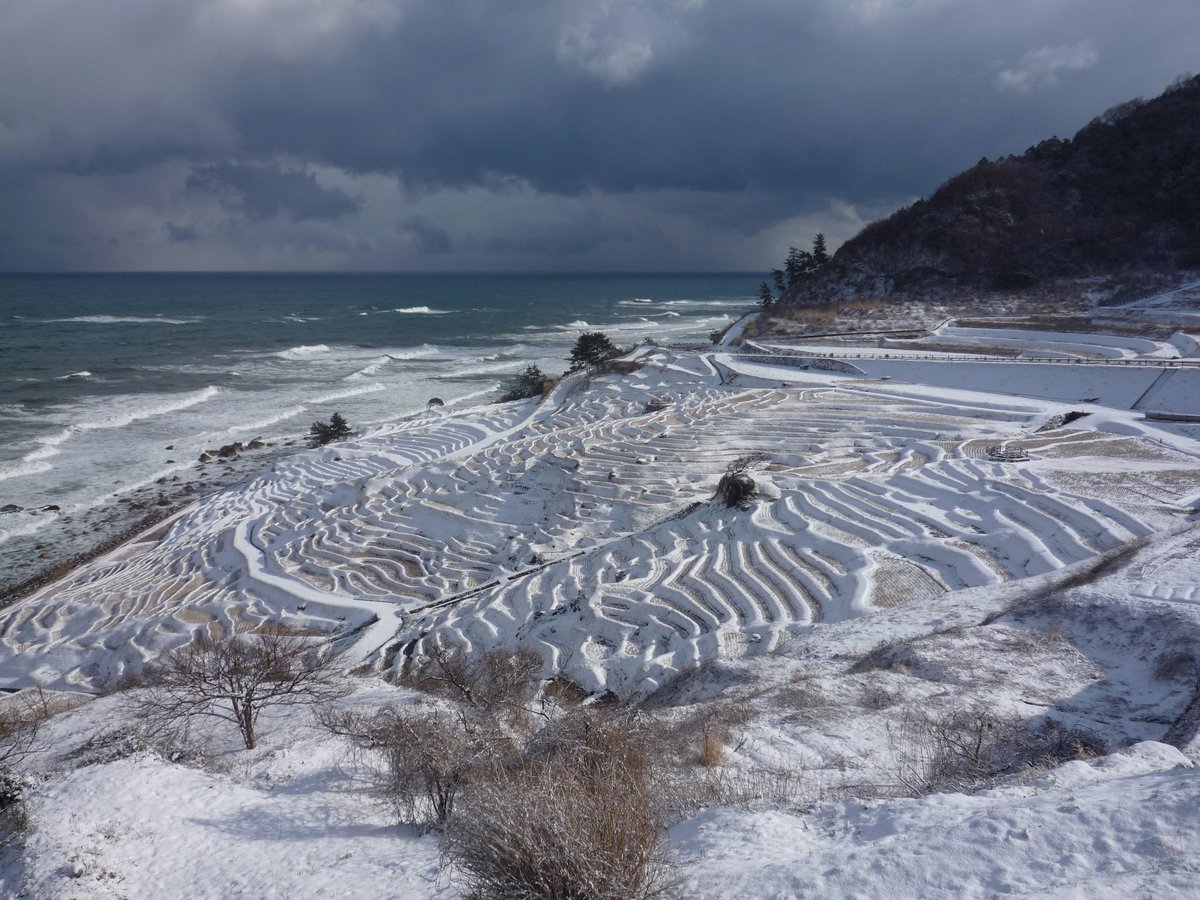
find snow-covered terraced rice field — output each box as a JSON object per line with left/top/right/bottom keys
{"left": 0, "top": 347, "right": 1194, "bottom": 695}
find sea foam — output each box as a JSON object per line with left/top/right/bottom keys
{"left": 0, "top": 386, "right": 221, "bottom": 483}
{"left": 274, "top": 344, "right": 332, "bottom": 360}
{"left": 48, "top": 315, "right": 202, "bottom": 325}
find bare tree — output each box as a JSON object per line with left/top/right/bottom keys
{"left": 136, "top": 632, "right": 347, "bottom": 750}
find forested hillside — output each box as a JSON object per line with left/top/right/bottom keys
{"left": 793, "top": 74, "right": 1200, "bottom": 301}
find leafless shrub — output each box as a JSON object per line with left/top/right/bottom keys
{"left": 134, "top": 631, "right": 348, "bottom": 750}
{"left": 849, "top": 638, "right": 917, "bottom": 675}
{"left": 0, "top": 693, "right": 47, "bottom": 836}
{"left": 0, "top": 767, "right": 29, "bottom": 835}
{"left": 890, "top": 705, "right": 1103, "bottom": 796}
{"left": 0, "top": 701, "right": 43, "bottom": 769}
{"left": 445, "top": 708, "right": 672, "bottom": 900}
{"left": 1154, "top": 650, "right": 1199, "bottom": 683}
{"left": 859, "top": 683, "right": 901, "bottom": 710}
{"left": 403, "top": 645, "right": 542, "bottom": 725}
{"left": 373, "top": 708, "right": 508, "bottom": 827}
{"left": 542, "top": 676, "right": 589, "bottom": 706}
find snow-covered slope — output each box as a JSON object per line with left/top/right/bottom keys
{"left": 2, "top": 346, "right": 1195, "bottom": 698}
{"left": 4, "top": 329, "right": 1200, "bottom": 897}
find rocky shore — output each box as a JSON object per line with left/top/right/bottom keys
{"left": 0, "top": 437, "right": 299, "bottom": 609}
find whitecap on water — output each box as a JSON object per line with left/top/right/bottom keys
{"left": 273, "top": 344, "right": 332, "bottom": 360}
{"left": 0, "top": 386, "right": 221, "bottom": 483}
{"left": 46, "top": 315, "right": 203, "bottom": 325}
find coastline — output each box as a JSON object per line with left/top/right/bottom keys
{"left": 0, "top": 438, "right": 301, "bottom": 610}
{"left": 0, "top": 393, "right": 500, "bottom": 612}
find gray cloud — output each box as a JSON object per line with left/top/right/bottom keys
{"left": 165, "top": 223, "right": 199, "bottom": 243}
{"left": 186, "top": 162, "right": 362, "bottom": 222}
{"left": 0, "top": 0, "right": 1197, "bottom": 271}
{"left": 996, "top": 41, "right": 1100, "bottom": 93}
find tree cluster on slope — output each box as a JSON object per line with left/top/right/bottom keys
{"left": 760, "top": 233, "right": 830, "bottom": 308}
{"left": 798, "top": 73, "right": 1200, "bottom": 299}
{"left": 497, "top": 331, "right": 626, "bottom": 405}
{"left": 499, "top": 365, "right": 549, "bottom": 402}
{"left": 307, "top": 412, "right": 352, "bottom": 448}
{"left": 568, "top": 331, "right": 622, "bottom": 371}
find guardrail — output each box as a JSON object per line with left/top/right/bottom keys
{"left": 746, "top": 352, "right": 1193, "bottom": 368}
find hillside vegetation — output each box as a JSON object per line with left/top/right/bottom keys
{"left": 791, "top": 74, "right": 1200, "bottom": 301}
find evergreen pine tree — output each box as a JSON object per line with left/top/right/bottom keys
{"left": 758, "top": 282, "right": 774, "bottom": 309}
{"left": 785, "top": 246, "right": 814, "bottom": 287}
{"left": 328, "top": 413, "right": 351, "bottom": 440}
{"left": 307, "top": 412, "right": 353, "bottom": 447}
{"left": 499, "top": 365, "right": 548, "bottom": 402}
{"left": 812, "top": 232, "right": 829, "bottom": 266}
{"left": 568, "top": 332, "right": 620, "bottom": 371}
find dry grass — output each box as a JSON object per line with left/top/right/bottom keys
{"left": 1154, "top": 650, "right": 1199, "bottom": 683}
{"left": 699, "top": 726, "right": 725, "bottom": 767}
{"left": 445, "top": 709, "right": 673, "bottom": 900}
{"left": 980, "top": 536, "right": 1152, "bottom": 626}
{"left": 680, "top": 765, "right": 809, "bottom": 812}
{"left": 859, "top": 683, "right": 902, "bottom": 710}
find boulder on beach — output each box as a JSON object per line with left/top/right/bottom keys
{"left": 216, "top": 442, "right": 243, "bottom": 459}
{"left": 0, "top": 504, "right": 22, "bottom": 515}
{"left": 427, "top": 397, "right": 445, "bottom": 409}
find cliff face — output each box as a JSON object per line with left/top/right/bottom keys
{"left": 796, "top": 74, "right": 1200, "bottom": 300}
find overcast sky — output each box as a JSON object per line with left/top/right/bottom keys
{"left": 0, "top": 0, "right": 1195, "bottom": 272}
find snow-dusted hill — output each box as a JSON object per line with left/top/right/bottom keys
{"left": 2, "top": 343, "right": 1195, "bottom": 697}
{"left": 3, "top": 328, "right": 1200, "bottom": 898}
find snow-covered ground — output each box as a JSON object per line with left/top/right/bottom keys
{"left": 3, "top": 313, "right": 1200, "bottom": 897}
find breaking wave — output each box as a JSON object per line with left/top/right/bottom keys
{"left": 47, "top": 315, "right": 203, "bottom": 325}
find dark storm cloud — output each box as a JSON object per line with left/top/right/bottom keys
{"left": 0, "top": 0, "right": 1197, "bottom": 270}
{"left": 186, "top": 162, "right": 363, "bottom": 222}
{"left": 166, "top": 223, "right": 199, "bottom": 243}
{"left": 402, "top": 218, "right": 455, "bottom": 256}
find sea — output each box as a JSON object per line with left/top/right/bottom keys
{"left": 0, "top": 272, "right": 756, "bottom": 565}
